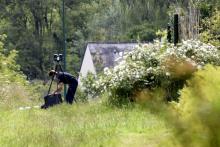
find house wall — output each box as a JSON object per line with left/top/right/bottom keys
{"left": 78, "top": 47, "right": 96, "bottom": 84}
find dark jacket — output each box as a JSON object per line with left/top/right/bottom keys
{"left": 56, "top": 72, "right": 77, "bottom": 85}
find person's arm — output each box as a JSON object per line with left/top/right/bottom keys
{"left": 53, "top": 82, "right": 64, "bottom": 94}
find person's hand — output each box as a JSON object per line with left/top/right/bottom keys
{"left": 53, "top": 92, "right": 59, "bottom": 95}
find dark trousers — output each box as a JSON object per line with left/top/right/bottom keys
{"left": 65, "top": 79, "right": 78, "bottom": 104}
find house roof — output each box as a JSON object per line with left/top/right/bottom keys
{"left": 85, "top": 42, "right": 138, "bottom": 73}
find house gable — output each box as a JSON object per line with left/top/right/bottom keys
{"left": 79, "top": 42, "right": 139, "bottom": 83}
{"left": 78, "top": 46, "right": 96, "bottom": 84}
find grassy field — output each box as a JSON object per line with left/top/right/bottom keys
{"left": 0, "top": 100, "right": 172, "bottom": 147}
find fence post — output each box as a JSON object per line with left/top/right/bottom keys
{"left": 167, "top": 24, "right": 172, "bottom": 43}
{"left": 174, "top": 14, "right": 179, "bottom": 46}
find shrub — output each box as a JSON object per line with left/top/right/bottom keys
{"left": 0, "top": 34, "right": 37, "bottom": 109}
{"left": 81, "top": 72, "right": 101, "bottom": 98}
{"left": 168, "top": 65, "right": 220, "bottom": 147}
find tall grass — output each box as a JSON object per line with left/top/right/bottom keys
{"left": 0, "top": 101, "right": 171, "bottom": 147}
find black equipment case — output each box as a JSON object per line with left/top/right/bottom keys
{"left": 41, "top": 94, "right": 63, "bottom": 109}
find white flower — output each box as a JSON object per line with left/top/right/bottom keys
{"left": 197, "top": 65, "right": 202, "bottom": 70}
{"left": 147, "top": 67, "right": 153, "bottom": 73}
{"left": 131, "top": 55, "right": 136, "bottom": 60}
{"left": 191, "top": 62, "right": 197, "bottom": 67}
{"left": 166, "top": 72, "right": 171, "bottom": 76}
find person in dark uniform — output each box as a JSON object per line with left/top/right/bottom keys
{"left": 49, "top": 70, "right": 78, "bottom": 104}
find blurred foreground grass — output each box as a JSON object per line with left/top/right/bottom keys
{"left": 0, "top": 102, "right": 171, "bottom": 147}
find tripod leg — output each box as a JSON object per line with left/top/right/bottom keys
{"left": 47, "top": 64, "right": 59, "bottom": 95}
{"left": 57, "top": 63, "right": 63, "bottom": 72}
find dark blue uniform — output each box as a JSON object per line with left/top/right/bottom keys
{"left": 56, "top": 72, "right": 78, "bottom": 104}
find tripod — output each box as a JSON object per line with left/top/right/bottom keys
{"left": 47, "top": 61, "right": 64, "bottom": 95}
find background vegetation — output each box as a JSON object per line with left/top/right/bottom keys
{"left": 1, "top": 0, "right": 216, "bottom": 79}
{"left": 1, "top": 0, "right": 220, "bottom": 146}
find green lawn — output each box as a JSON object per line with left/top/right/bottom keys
{"left": 0, "top": 101, "right": 172, "bottom": 147}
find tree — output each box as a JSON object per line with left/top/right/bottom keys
{"left": 200, "top": 10, "right": 220, "bottom": 47}
{"left": 0, "top": 0, "right": 62, "bottom": 79}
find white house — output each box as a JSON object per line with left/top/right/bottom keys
{"left": 78, "top": 42, "right": 139, "bottom": 84}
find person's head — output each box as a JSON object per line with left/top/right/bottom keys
{"left": 49, "top": 70, "right": 56, "bottom": 77}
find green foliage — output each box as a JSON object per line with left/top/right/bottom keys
{"left": 200, "top": 10, "right": 220, "bottom": 47}
{"left": 198, "top": 0, "right": 220, "bottom": 18}
{"left": 0, "top": 35, "right": 40, "bottom": 109}
{"left": 75, "top": 87, "right": 88, "bottom": 103}
{"left": 0, "top": 35, "right": 25, "bottom": 83}
{"left": 81, "top": 72, "right": 100, "bottom": 98}
{"left": 127, "top": 23, "right": 157, "bottom": 42}
{"left": 0, "top": 0, "right": 62, "bottom": 78}
{"left": 168, "top": 65, "right": 220, "bottom": 147}
{"left": 87, "top": 0, "right": 170, "bottom": 42}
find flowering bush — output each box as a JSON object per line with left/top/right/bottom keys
{"left": 82, "top": 40, "right": 220, "bottom": 105}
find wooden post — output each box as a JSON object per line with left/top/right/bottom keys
{"left": 167, "top": 24, "right": 172, "bottom": 43}
{"left": 174, "top": 14, "right": 179, "bottom": 46}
